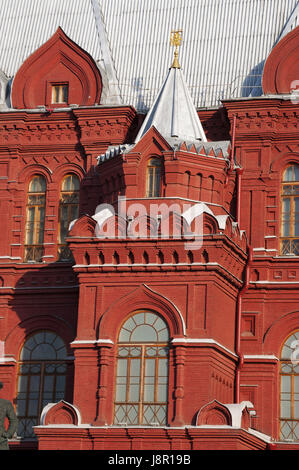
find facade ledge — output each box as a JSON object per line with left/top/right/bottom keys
{"left": 171, "top": 337, "right": 237, "bottom": 358}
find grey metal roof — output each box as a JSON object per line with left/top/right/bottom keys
{"left": 135, "top": 65, "right": 207, "bottom": 143}
{"left": 97, "top": 139, "right": 231, "bottom": 165}
{"left": 0, "top": 0, "right": 298, "bottom": 111}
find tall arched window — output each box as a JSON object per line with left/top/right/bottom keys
{"left": 280, "top": 331, "right": 299, "bottom": 441}
{"left": 146, "top": 158, "right": 162, "bottom": 197}
{"left": 114, "top": 311, "right": 169, "bottom": 426}
{"left": 58, "top": 174, "right": 80, "bottom": 260}
{"left": 16, "top": 331, "right": 69, "bottom": 439}
{"left": 24, "top": 175, "right": 46, "bottom": 262}
{"left": 281, "top": 165, "right": 299, "bottom": 255}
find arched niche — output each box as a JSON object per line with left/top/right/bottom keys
{"left": 98, "top": 284, "right": 186, "bottom": 340}
{"left": 11, "top": 27, "right": 102, "bottom": 109}
{"left": 263, "top": 25, "right": 299, "bottom": 95}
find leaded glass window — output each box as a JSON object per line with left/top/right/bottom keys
{"left": 58, "top": 174, "right": 80, "bottom": 261}
{"left": 280, "top": 331, "right": 299, "bottom": 441}
{"left": 114, "top": 311, "right": 169, "bottom": 426}
{"left": 281, "top": 165, "right": 299, "bottom": 255}
{"left": 146, "top": 158, "right": 162, "bottom": 197}
{"left": 16, "top": 331, "right": 69, "bottom": 439}
{"left": 24, "top": 175, "right": 46, "bottom": 262}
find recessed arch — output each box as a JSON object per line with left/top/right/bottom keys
{"left": 5, "top": 314, "right": 75, "bottom": 359}
{"left": 98, "top": 284, "right": 186, "bottom": 341}
{"left": 263, "top": 310, "right": 299, "bottom": 356}
{"left": 18, "top": 164, "right": 53, "bottom": 185}
{"left": 12, "top": 27, "right": 102, "bottom": 109}
{"left": 263, "top": 25, "right": 299, "bottom": 94}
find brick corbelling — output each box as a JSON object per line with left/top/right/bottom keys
{"left": 0, "top": 106, "right": 137, "bottom": 149}
{"left": 68, "top": 236, "right": 247, "bottom": 289}
{"left": 73, "top": 106, "right": 138, "bottom": 146}
{"left": 0, "top": 118, "right": 79, "bottom": 148}
{"left": 223, "top": 99, "right": 299, "bottom": 138}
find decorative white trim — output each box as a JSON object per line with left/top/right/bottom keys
{"left": 247, "top": 428, "right": 272, "bottom": 443}
{"left": 252, "top": 248, "right": 277, "bottom": 252}
{"left": 171, "top": 338, "right": 237, "bottom": 357}
{"left": 70, "top": 339, "right": 114, "bottom": 346}
{"left": 244, "top": 354, "right": 279, "bottom": 360}
{"left": 0, "top": 357, "right": 17, "bottom": 363}
{"left": 251, "top": 281, "right": 299, "bottom": 284}
{"left": 40, "top": 401, "right": 82, "bottom": 426}
{"left": 143, "top": 283, "right": 186, "bottom": 336}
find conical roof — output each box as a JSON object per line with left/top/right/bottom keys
{"left": 134, "top": 65, "right": 207, "bottom": 144}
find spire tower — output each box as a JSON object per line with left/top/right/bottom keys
{"left": 135, "top": 29, "right": 207, "bottom": 144}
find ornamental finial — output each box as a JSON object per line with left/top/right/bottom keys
{"left": 170, "top": 30, "right": 183, "bottom": 68}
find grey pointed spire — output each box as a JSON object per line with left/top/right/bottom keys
{"left": 135, "top": 65, "right": 207, "bottom": 144}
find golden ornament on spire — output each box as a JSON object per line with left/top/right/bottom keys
{"left": 170, "top": 30, "right": 183, "bottom": 68}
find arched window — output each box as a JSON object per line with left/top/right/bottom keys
{"left": 16, "top": 331, "right": 69, "bottom": 439}
{"left": 58, "top": 174, "right": 80, "bottom": 260}
{"left": 146, "top": 158, "right": 162, "bottom": 197}
{"left": 114, "top": 311, "right": 169, "bottom": 426}
{"left": 280, "top": 331, "right": 299, "bottom": 441}
{"left": 281, "top": 165, "right": 299, "bottom": 255}
{"left": 24, "top": 175, "right": 46, "bottom": 262}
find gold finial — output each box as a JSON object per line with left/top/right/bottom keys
{"left": 170, "top": 30, "right": 183, "bottom": 68}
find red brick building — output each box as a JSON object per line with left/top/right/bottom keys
{"left": 1, "top": 5, "right": 299, "bottom": 451}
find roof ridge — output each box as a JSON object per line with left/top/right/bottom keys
{"left": 91, "top": 0, "right": 122, "bottom": 104}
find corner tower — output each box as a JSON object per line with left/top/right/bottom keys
{"left": 59, "top": 31, "right": 252, "bottom": 449}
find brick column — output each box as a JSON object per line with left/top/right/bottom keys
{"left": 171, "top": 344, "right": 186, "bottom": 426}
{"left": 94, "top": 340, "right": 114, "bottom": 425}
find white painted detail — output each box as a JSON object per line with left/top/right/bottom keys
{"left": 0, "top": 341, "right": 4, "bottom": 358}
{"left": 215, "top": 214, "right": 230, "bottom": 231}
{"left": 182, "top": 203, "right": 214, "bottom": 225}
{"left": 143, "top": 283, "right": 186, "bottom": 336}
{"left": 171, "top": 338, "right": 237, "bottom": 358}
{"left": 40, "top": 401, "right": 82, "bottom": 426}
{"left": 70, "top": 339, "right": 114, "bottom": 345}
{"left": 224, "top": 402, "right": 255, "bottom": 427}
{"left": 251, "top": 281, "right": 299, "bottom": 284}
{"left": 244, "top": 354, "right": 279, "bottom": 360}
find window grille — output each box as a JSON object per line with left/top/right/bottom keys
{"left": 281, "top": 165, "right": 299, "bottom": 255}
{"left": 146, "top": 158, "right": 162, "bottom": 197}
{"left": 24, "top": 176, "right": 46, "bottom": 262}
{"left": 114, "top": 311, "right": 169, "bottom": 426}
{"left": 280, "top": 331, "right": 299, "bottom": 441}
{"left": 16, "top": 331, "right": 69, "bottom": 439}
